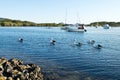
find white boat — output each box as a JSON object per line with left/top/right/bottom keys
{"left": 103, "top": 24, "right": 110, "bottom": 29}
{"left": 66, "top": 23, "right": 87, "bottom": 32}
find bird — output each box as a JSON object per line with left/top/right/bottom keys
{"left": 50, "top": 38, "right": 56, "bottom": 45}
{"left": 18, "top": 37, "right": 23, "bottom": 42}
{"left": 87, "top": 40, "right": 95, "bottom": 45}
{"left": 94, "top": 44, "right": 102, "bottom": 49}
{"left": 73, "top": 39, "right": 82, "bottom": 46}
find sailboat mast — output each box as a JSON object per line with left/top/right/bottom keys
{"left": 65, "top": 9, "right": 67, "bottom": 25}
{"left": 76, "top": 12, "right": 80, "bottom": 24}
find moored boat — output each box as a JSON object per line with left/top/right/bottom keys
{"left": 103, "top": 24, "right": 110, "bottom": 29}
{"left": 66, "top": 23, "right": 87, "bottom": 32}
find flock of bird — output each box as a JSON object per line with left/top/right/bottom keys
{"left": 18, "top": 37, "right": 103, "bottom": 49}
{"left": 49, "top": 38, "right": 102, "bottom": 49}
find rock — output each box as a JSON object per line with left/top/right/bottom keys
{"left": 0, "top": 58, "right": 7, "bottom": 66}
{"left": 0, "top": 66, "right": 4, "bottom": 73}
{"left": 0, "top": 57, "right": 43, "bottom": 80}
{"left": 8, "top": 58, "right": 23, "bottom": 67}
{"left": 7, "top": 77, "right": 13, "bottom": 80}
{"left": 0, "top": 76, "right": 6, "bottom": 80}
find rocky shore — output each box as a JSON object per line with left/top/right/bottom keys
{"left": 0, "top": 57, "right": 43, "bottom": 80}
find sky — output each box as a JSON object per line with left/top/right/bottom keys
{"left": 0, "top": 0, "right": 120, "bottom": 24}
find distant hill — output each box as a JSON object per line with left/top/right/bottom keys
{"left": 0, "top": 18, "right": 120, "bottom": 27}
{"left": 0, "top": 18, "right": 38, "bottom": 26}
{"left": 0, "top": 18, "right": 64, "bottom": 27}
{"left": 0, "top": 18, "right": 8, "bottom": 20}
{"left": 89, "top": 21, "right": 120, "bottom": 27}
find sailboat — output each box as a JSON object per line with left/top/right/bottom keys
{"left": 66, "top": 23, "right": 86, "bottom": 32}
{"left": 61, "top": 10, "right": 69, "bottom": 30}
{"left": 66, "top": 12, "right": 86, "bottom": 32}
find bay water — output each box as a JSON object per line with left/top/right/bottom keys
{"left": 0, "top": 27, "right": 120, "bottom": 80}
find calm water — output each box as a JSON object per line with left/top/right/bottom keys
{"left": 0, "top": 27, "right": 120, "bottom": 80}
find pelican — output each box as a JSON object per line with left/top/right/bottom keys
{"left": 50, "top": 38, "right": 56, "bottom": 45}
{"left": 94, "top": 44, "right": 102, "bottom": 49}
{"left": 73, "top": 39, "right": 82, "bottom": 46}
{"left": 18, "top": 38, "right": 23, "bottom": 42}
{"left": 87, "top": 40, "right": 95, "bottom": 44}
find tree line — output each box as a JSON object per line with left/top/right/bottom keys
{"left": 89, "top": 21, "right": 120, "bottom": 27}
{"left": 0, "top": 18, "right": 64, "bottom": 27}
{"left": 1, "top": 18, "right": 120, "bottom": 27}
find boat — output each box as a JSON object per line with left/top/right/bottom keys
{"left": 61, "top": 11, "right": 86, "bottom": 32}
{"left": 103, "top": 24, "right": 110, "bottom": 29}
{"left": 66, "top": 23, "right": 87, "bottom": 32}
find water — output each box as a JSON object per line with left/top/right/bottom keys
{"left": 0, "top": 27, "right": 120, "bottom": 80}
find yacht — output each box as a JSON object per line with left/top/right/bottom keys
{"left": 66, "top": 23, "right": 87, "bottom": 32}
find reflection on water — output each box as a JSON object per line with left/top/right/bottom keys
{"left": 0, "top": 27, "right": 120, "bottom": 80}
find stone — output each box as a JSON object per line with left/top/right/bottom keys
{"left": 0, "top": 58, "right": 7, "bottom": 66}
{"left": 7, "top": 77, "right": 13, "bottom": 80}
{"left": 0, "top": 76, "right": 6, "bottom": 80}
{"left": 0, "top": 57, "right": 43, "bottom": 80}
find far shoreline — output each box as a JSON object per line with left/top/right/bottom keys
{"left": 1, "top": 18, "right": 120, "bottom": 27}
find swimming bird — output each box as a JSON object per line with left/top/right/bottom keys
{"left": 18, "top": 37, "right": 23, "bottom": 42}
{"left": 87, "top": 40, "right": 95, "bottom": 44}
{"left": 50, "top": 38, "right": 56, "bottom": 45}
{"left": 73, "top": 39, "right": 82, "bottom": 46}
{"left": 94, "top": 44, "right": 102, "bottom": 49}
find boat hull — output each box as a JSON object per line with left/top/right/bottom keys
{"left": 66, "top": 27, "right": 85, "bottom": 32}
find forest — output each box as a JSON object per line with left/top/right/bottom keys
{"left": 1, "top": 18, "right": 120, "bottom": 27}
{"left": 0, "top": 18, "right": 64, "bottom": 27}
